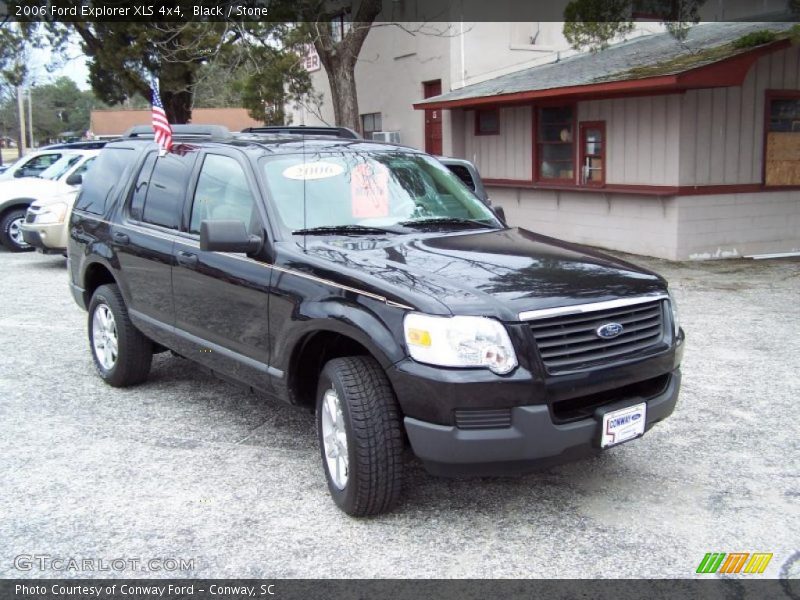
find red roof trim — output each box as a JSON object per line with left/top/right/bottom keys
{"left": 481, "top": 178, "right": 800, "bottom": 196}
{"left": 414, "top": 39, "right": 791, "bottom": 110}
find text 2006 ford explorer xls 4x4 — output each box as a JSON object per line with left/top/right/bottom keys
{"left": 68, "top": 125, "right": 684, "bottom": 516}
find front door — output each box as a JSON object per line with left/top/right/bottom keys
{"left": 171, "top": 151, "right": 273, "bottom": 392}
{"left": 423, "top": 80, "right": 443, "bottom": 155}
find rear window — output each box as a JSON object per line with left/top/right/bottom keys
{"left": 74, "top": 147, "right": 134, "bottom": 215}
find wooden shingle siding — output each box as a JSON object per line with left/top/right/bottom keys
{"left": 464, "top": 106, "right": 532, "bottom": 180}
{"left": 579, "top": 95, "right": 681, "bottom": 186}
{"left": 680, "top": 44, "right": 800, "bottom": 185}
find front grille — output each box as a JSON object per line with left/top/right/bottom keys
{"left": 527, "top": 298, "right": 666, "bottom": 373}
{"left": 454, "top": 408, "right": 512, "bottom": 430}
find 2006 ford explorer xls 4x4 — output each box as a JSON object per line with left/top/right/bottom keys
{"left": 68, "top": 125, "right": 684, "bottom": 516}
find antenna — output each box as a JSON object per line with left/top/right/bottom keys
{"left": 302, "top": 133, "right": 307, "bottom": 252}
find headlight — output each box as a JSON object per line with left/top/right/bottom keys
{"left": 403, "top": 313, "right": 518, "bottom": 374}
{"left": 668, "top": 290, "right": 680, "bottom": 337}
{"left": 32, "top": 202, "right": 68, "bottom": 224}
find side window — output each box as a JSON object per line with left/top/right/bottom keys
{"left": 141, "top": 153, "right": 191, "bottom": 230}
{"left": 445, "top": 164, "right": 476, "bottom": 191}
{"left": 129, "top": 153, "right": 157, "bottom": 221}
{"left": 72, "top": 157, "right": 95, "bottom": 178}
{"left": 189, "top": 154, "right": 256, "bottom": 234}
{"left": 74, "top": 148, "right": 134, "bottom": 215}
{"left": 18, "top": 153, "right": 60, "bottom": 176}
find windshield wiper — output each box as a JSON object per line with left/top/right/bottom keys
{"left": 397, "top": 217, "right": 497, "bottom": 230}
{"left": 292, "top": 224, "right": 399, "bottom": 236}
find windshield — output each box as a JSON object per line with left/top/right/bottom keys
{"left": 39, "top": 154, "right": 82, "bottom": 180}
{"left": 260, "top": 151, "right": 500, "bottom": 233}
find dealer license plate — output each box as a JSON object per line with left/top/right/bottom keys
{"left": 600, "top": 402, "right": 646, "bottom": 448}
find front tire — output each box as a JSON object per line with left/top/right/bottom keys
{"left": 0, "top": 208, "right": 33, "bottom": 252}
{"left": 88, "top": 284, "right": 153, "bottom": 387}
{"left": 316, "top": 356, "right": 404, "bottom": 517}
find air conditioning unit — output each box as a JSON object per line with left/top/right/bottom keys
{"left": 371, "top": 131, "right": 400, "bottom": 144}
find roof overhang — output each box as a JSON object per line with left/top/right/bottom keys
{"left": 413, "top": 39, "right": 791, "bottom": 110}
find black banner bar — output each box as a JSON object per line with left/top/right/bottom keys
{"left": 1, "top": 579, "right": 799, "bottom": 600}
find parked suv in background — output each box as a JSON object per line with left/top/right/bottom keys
{"left": 68, "top": 126, "right": 684, "bottom": 516}
{"left": 1, "top": 150, "right": 98, "bottom": 251}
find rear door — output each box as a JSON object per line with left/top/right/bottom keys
{"left": 115, "top": 149, "right": 197, "bottom": 332}
{"left": 171, "top": 150, "right": 273, "bottom": 392}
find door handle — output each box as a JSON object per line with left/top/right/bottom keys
{"left": 112, "top": 231, "right": 130, "bottom": 245}
{"left": 176, "top": 250, "right": 198, "bottom": 267}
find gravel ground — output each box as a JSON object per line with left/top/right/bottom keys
{"left": 0, "top": 246, "right": 798, "bottom": 580}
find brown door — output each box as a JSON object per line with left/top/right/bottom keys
{"left": 423, "top": 80, "right": 442, "bottom": 156}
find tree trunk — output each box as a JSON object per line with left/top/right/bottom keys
{"left": 160, "top": 65, "right": 195, "bottom": 124}
{"left": 323, "top": 57, "right": 361, "bottom": 134}
{"left": 308, "top": 0, "right": 382, "bottom": 134}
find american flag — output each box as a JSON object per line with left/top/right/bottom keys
{"left": 151, "top": 78, "right": 173, "bottom": 152}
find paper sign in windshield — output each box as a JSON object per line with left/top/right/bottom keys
{"left": 351, "top": 162, "right": 390, "bottom": 218}
{"left": 282, "top": 161, "right": 344, "bottom": 180}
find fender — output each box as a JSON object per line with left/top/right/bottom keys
{"left": 0, "top": 197, "right": 37, "bottom": 215}
{"left": 277, "top": 298, "right": 409, "bottom": 375}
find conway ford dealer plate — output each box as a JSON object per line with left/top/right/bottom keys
{"left": 600, "top": 403, "right": 647, "bottom": 448}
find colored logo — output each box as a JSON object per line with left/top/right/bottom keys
{"left": 696, "top": 552, "right": 773, "bottom": 574}
{"left": 596, "top": 322, "right": 624, "bottom": 339}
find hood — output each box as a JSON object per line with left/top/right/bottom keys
{"left": 0, "top": 177, "right": 74, "bottom": 203}
{"left": 29, "top": 189, "right": 78, "bottom": 209}
{"left": 297, "top": 227, "right": 666, "bottom": 321}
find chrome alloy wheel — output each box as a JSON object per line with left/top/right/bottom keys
{"left": 321, "top": 388, "right": 349, "bottom": 490}
{"left": 92, "top": 303, "right": 118, "bottom": 370}
{"left": 8, "top": 216, "right": 29, "bottom": 249}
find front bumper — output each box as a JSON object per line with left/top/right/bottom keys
{"left": 19, "top": 221, "right": 67, "bottom": 253}
{"left": 404, "top": 369, "right": 681, "bottom": 477}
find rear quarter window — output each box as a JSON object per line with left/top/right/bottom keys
{"left": 74, "top": 147, "right": 135, "bottom": 215}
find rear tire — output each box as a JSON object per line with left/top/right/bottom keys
{"left": 316, "top": 356, "right": 404, "bottom": 517}
{"left": 88, "top": 284, "right": 152, "bottom": 387}
{"left": 0, "top": 208, "right": 33, "bottom": 252}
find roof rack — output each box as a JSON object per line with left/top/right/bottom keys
{"left": 121, "top": 124, "right": 232, "bottom": 141}
{"left": 239, "top": 125, "right": 361, "bottom": 140}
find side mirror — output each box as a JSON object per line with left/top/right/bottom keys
{"left": 66, "top": 173, "right": 83, "bottom": 186}
{"left": 200, "top": 220, "right": 261, "bottom": 254}
{"left": 14, "top": 169, "right": 25, "bottom": 178}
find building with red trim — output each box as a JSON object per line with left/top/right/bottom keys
{"left": 291, "top": 18, "right": 799, "bottom": 259}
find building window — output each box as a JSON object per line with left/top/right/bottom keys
{"left": 536, "top": 105, "right": 575, "bottom": 182}
{"left": 765, "top": 91, "right": 800, "bottom": 186}
{"left": 579, "top": 121, "right": 605, "bottom": 186}
{"left": 361, "top": 112, "right": 382, "bottom": 139}
{"left": 475, "top": 108, "right": 499, "bottom": 135}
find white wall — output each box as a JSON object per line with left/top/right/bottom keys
{"left": 489, "top": 185, "right": 800, "bottom": 260}
{"left": 489, "top": 186, "right": 680, "bottom": 259}
{"left": 675, "top": 191, "right": 800, "bottom": 259}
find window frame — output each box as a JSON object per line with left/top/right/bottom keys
{"left": 578, "top": 120, "right": 606, "bottom": 188}
{"left": 126, "top": 148, "right": 197, "bottom": 232}
{"left": 763, "top": 89, "right": 800, "bottom": 188}
{"left": 474, "top": 108, "right": 500, "bottom": 136}
{"left": 533, "top": 101, "right": 577, "bottom": 185}
{"left": 180, "top": 149, "right": 268, "bottom": 241}
{"left": 360, "top": 112, "right": 382, "bottom": 140}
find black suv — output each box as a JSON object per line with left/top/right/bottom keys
{"left": 68, "top": 125, "right": 684, "bottom": 516}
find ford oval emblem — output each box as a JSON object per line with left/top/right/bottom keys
{"left": 596, "top": 322, "right": 624, "bottom": 339}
